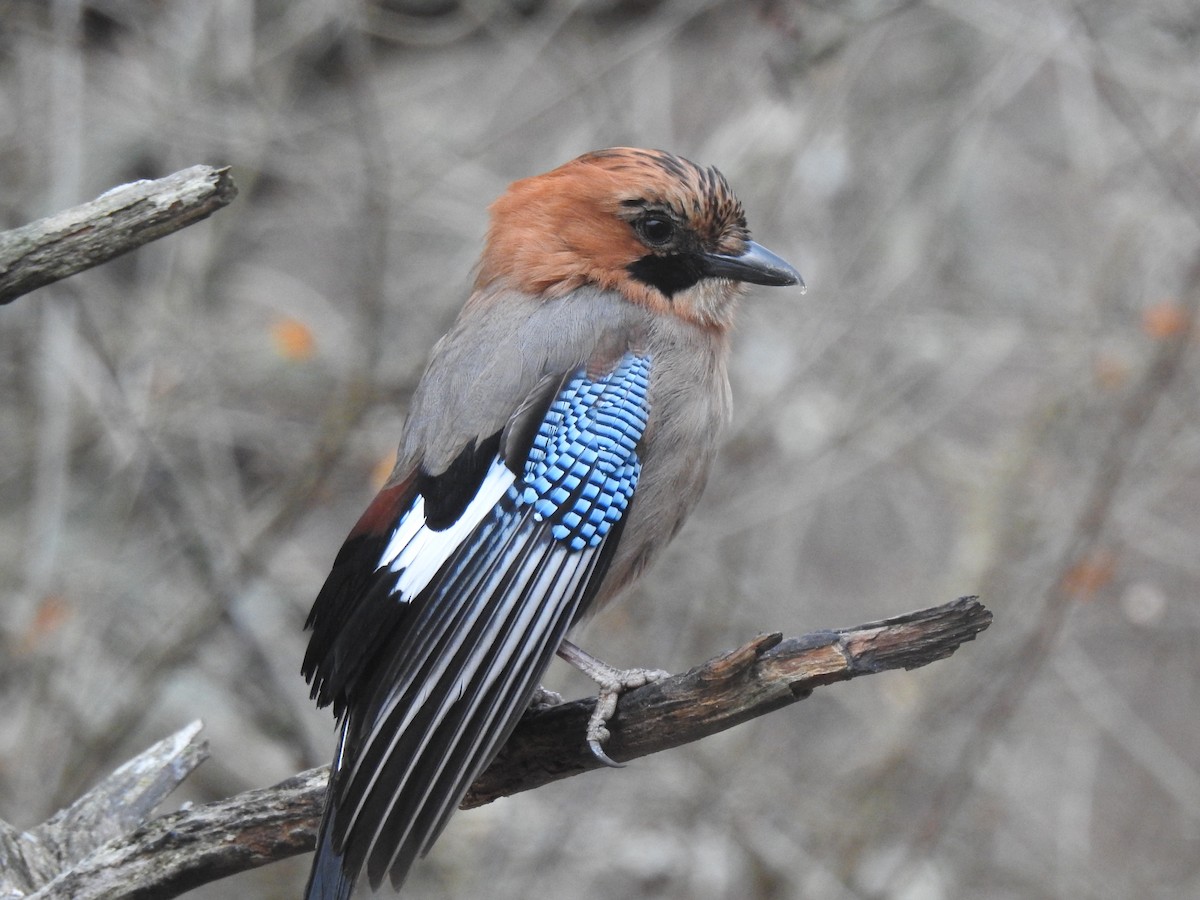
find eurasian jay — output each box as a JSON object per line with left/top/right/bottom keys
{"left": 302, "top": 147, "right": 802, "bottom": 899}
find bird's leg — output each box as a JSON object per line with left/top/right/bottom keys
{"left": 556, "top": 639, "right": 670, "bottom": 769}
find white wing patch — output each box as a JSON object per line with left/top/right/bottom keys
{"left": 378, "top": 458, "right": 516, "bottom": 600}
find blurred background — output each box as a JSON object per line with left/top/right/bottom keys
{"left": 2, "top": 1, "right": 1199, "bottom": 897}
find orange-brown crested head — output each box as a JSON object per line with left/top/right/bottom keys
{"left": 476, "top": 148, "right": 801, "bottom": 330}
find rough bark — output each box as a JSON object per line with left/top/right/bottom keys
{"left": 0, "top": 165, "right": 237, "bottom": 305}
{"left": 2, "top": 597, "right": 992, "bottom": 900}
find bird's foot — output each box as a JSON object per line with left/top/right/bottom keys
{"left": 556, "top": 639, "right": 670, "bottom": 769}
{"left": 529, "top": 685, "right": 565, "bottom": 709}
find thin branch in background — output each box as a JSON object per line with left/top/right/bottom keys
{"left": 894, "top": 5, "right": 1200, "bottom": 861}
{"left": 4, "top": 4, "right": 1198, "bottom": 898}
{"left": 912, "top": 250, "right": 1197, "bottom": 824}
{"left": 239, "top": 20, "right": 397, "bottom": 553}
{"left": 0, "top": 48, "right": 398, "bottom": 785}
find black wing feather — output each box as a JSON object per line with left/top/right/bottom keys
{"left": 332, "top": 488, "right": 618, "bottom": 889}
{"left": 303, "top": 350, "right": 650, "bottom": 898}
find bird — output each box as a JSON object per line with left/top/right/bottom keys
{"left": 301, "top": 147, "right": 802, "bottom": 899}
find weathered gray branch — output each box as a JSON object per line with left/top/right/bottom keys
{"left": 1, "top": 722, "right": 208, "bottom": 899}
{"left": 5, "top": 597, "right": 991, "bottom": 899}
{"left": 0, "top": 165, "right": 238, "bottom": 305}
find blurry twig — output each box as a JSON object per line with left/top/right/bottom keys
{"left": 9, "top": 598, "right": 990, "bottom": 899}
{"left": 1077, "top": 3, "right": 1200, "bottom": 221}
{"left": 23, "top": 25, "right": 396, "bottom": 795}
{"left": 0, "top": 164, "right": 256, "bottom": 804}
{"left": 897, "top": 7, "right": 1200, "bottom": 860}
{"left": 241, "top": 22, "right": 394, "bottom": 549}
{"left": 903, "top": 255, "right": 1199, "bottom": 866}
{"left": 0, "top": 166, "right": 237, "bottom": 305}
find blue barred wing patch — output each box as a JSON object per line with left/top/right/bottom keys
{"left": 514, "top": 353, "right": 651, "bottom": 551}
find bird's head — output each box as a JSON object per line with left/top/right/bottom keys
{"left": 476, "top": 148, "right": 802, "bottom": 330}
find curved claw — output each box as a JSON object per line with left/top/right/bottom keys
{"left": 558, "top": 641, "right": 673, "bottom": 772}
{"left": 528, "top": 686, "right": 564, "bottom": 710}
{"left": 588, "top": 738, "right": 626, "bottom": 769}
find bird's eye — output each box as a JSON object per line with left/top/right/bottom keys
{"left": 637, "top": 215, "right": 675, "bottom": 246}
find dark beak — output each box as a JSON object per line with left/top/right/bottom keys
{"left": 701, "top": 241, "right": 804, "bottom": 290}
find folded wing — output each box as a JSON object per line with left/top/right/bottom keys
{"left": 303, "top": 351, "right": 652, "bottom": 892}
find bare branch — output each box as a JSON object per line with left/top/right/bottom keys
{"left": 12, "top": 597, "right": 990, "bottom": 900}
{"left": 2, "top": 722, "right": 207, "bottom": 899}
{"left": 466, "top": 595, "right": 991, "bottom": 806}
{"left": 25, "top": 770, "right": 324, "bottom": 900}
{"left": 0, "top": 165, "right": 237, "bottom": 305}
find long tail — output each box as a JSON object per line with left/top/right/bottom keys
{"left": 305, "top": 724, "right": 356, "bottom": 900}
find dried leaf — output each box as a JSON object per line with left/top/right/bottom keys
{"left": 1061, "top": 551, "right": 1117, "bottom": 600}
{"left": 271, "top": 317, "right": 316, "bottom": 360}
{"left": 1141, "top": 302, "right": 1191, "bottom": 340}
